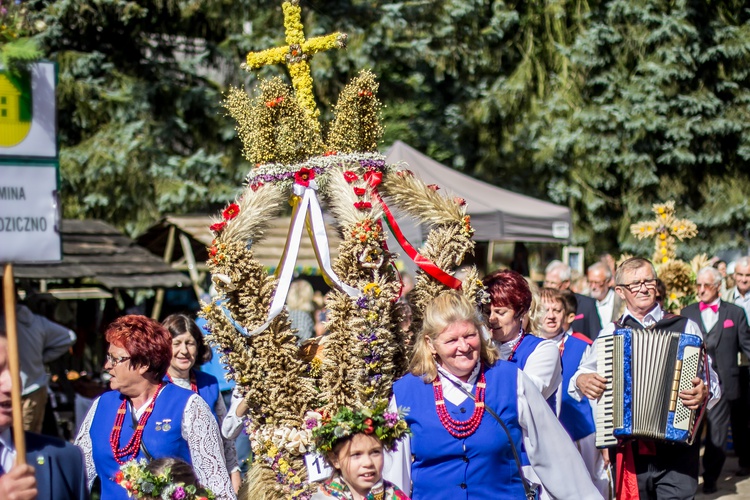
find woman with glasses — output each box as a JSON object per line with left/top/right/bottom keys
{"left": 162, "top": 314, "right": 241, "bottom": 493}
{"left": 74, "top": 315, "right": 236, "bottom": 500}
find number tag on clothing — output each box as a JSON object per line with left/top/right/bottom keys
{"left": 304, "top": 452, "right": 333, "bottom": 482}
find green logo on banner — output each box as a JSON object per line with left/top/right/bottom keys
{"left": 0, "top": 69, "right": 33, "bottom": 147}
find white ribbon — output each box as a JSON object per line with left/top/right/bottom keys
{"left": 244, "top": 180, "right": 359, "bottom": 337}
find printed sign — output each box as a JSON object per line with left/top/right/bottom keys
{"left": 304, "top": 452, "right": 333, "bottom": 483}
{"left": 0, "top": 62, "right": 57, "bottom": 158}
{"left": 0, "top": 164, "right": 61, "bottom": 262}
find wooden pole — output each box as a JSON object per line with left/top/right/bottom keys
{"left": 3, "top": 263, "right": 26, "bottom": 464}
{"left": 152, "top": 224, "right": 176, "bottom": 319}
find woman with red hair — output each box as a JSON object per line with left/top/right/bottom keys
{"left": 483, "top": 269, "right": 561, "bottom": 405}
{"left": 74, "top": 315, "right": 235, "bottom": 500}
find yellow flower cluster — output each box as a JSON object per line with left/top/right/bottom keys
{"left": 630, "top": 200, "right": 697, "bottom": 264}
{"left": 282, "top": 1, "right": 304, "bottom": 46}
{"left": 288, "top": 59, "right": 318, "bottom": 118}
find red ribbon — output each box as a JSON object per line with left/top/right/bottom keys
{"left": 616, "top": 441, "right": 641, "bottom": 500}
{"left": 366, "top": 171, "right": 462, "bottom": 291}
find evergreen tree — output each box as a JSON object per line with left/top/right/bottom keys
{"left": 532, "top": 0, "right": 750, "bottom": 257}
{"left": 30, "top": 0, "right": 257, "bottom": 234}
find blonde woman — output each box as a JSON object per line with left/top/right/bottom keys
{"left": 385, "top": 291, "right": 601, "bottom": 499}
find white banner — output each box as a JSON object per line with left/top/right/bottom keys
{"left": 0, "top": 164, "right": 61, "bottom": 262}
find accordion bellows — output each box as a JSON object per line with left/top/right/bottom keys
{"left": 596, "top": 328, "right": 704, "bottom": 448}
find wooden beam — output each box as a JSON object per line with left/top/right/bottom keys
{"left": 3, "top": 264, "right": 26, "bottom": 464}
{"left": 179, "top": 232, "right": 205, "bottom": 300}
{"left": 152, "top": 225, "right": 176, "bottom": 320}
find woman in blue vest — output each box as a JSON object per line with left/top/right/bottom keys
{"left": 74, "top": 315, "right": 235, "bottom": 500}
{"left": 483, "top": 269, "right": 561, "bottom": 405}
{"left": 386, "top": 291, "right": 601, "bottom": 499}
{"left": 162, "top": 314, "right": 241, "bottom": 493}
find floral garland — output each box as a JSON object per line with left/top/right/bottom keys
{"left": 308, "top": 401, "right": 410, "bottom": 453}
{"left": 245, "top": 152, "right": 386, "bottom": 192}
{"left": 116, "top": 459, "right": 215, "bottom": 500}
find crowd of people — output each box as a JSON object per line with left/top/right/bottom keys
{"left": 2, "top": 252, "right": 750, "bottom": 499}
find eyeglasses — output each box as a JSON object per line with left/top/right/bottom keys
{"left": 616, "top": 279, "right": 657, "bottom": 293}
{"left": 105, "top": 353, "right": 131, "bottom": 367}
{"left": 696, "top": 283, "right": 717, "bottom": 289}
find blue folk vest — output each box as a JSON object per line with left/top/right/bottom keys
{"left": 163, "top": 369, "right": 220, "bottom": 420}
{"left": 559, "top": 334, "right": 597, "bottom": 441}
{"left": 90, "top": 384, "right": 194, "bottom": 500}
{"left": 393, "top": 362, "right": 527, "bottom": 499}
{"left": 510, "top": 334, "right": 557, "bottom": 410}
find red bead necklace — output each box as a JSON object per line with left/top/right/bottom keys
{"left": 432, "top": 366, "right": 486, "bottom": 438}
{"left": 110, "top": 383, "right": 165, "bottom": 464}
{"left": 167, "top": 370, "right": 198, "bottom": 392}
{"left": 507, "top": 332, "right": 526, "bottom": 362}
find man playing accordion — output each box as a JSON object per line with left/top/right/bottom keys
{"left": 569, "top": 257, "right": 721, "bottom": 500}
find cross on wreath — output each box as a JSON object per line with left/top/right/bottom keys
{"left": 630, "top": 201, "right": 698, "bottom": 264}
{"left": 244, "top": 0, "right": 347, "bottom": 121}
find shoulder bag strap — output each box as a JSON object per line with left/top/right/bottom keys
{"left": 443, "top": 376, "right": 537, "bottom": 500}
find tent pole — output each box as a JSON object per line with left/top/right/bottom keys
{"left": 152, "top": 224, "right": 176, "bottom": 319}
{"left": 486, "top": 241, "right": 495, "bottom": 274}
{"left": 179, "top": 232, "right": 205, "bottom": 301}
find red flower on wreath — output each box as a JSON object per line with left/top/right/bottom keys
{"left": 210, "top": 221, "right": 226, "bottom": 233}
{"left": 363, "top": 418, "right": 374, "bottom": 434}
{"left": 363, "top": 170, "right": 382, "bottom": 187}
{"left": 250, "top": 182, "right": 264, "bottom": 192}
{"left": 323, "top": 150, "right": 338, "bottom": 156}
{"left": 295, "top": 167, "right": 315, "bottom": 187}
{"left": 454, "top": 197, "right": 466, "bottom": 206}
{"left": 114, "top": 471, "right": 124, "bottom": 484}
{"left": 426, "top": 184, "right": 440, "bottom": 191}
{"left": 353, "top": 187, "right": 366, "bottom": 196}
{"left": 343, "top": 171, "right": 358, "bottom": 183}
{"left": 354, "top": 201, "right": 372, "bottom": 210}
{"left": 223, "top": 203, "right": 240, "bottom": 220}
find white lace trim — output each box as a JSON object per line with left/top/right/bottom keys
{"left": 170, "top": 378, "right": 239, "bottom": 472}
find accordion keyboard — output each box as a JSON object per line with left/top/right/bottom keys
{"left": 596, "top": 335, "right": 617, "bottom": 448}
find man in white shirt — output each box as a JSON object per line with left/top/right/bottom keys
{"left": 723, "top": 256, "right": 750, "bottom": 320}
{"left": 570, "top": 257, "right": 720, "bottom": 500}
{"left": 587, "top": 262, "right": 623, "bottom": 325}
{"left": 682, "top": 266, "right": 750, "bottom": 492}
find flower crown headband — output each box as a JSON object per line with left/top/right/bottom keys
{"left": 308, "top": 400, "right": 411, "bottom": 453}
{"left": 116, "top": 459, "right": 216, "bottom": 500}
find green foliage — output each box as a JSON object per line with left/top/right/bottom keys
{"left": 23, "top": 0, "right": 750, "bottom": 257}
{"left": 29, "top": 0, "right": 254, "bottom": 235}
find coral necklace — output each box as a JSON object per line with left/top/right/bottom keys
{"left": 507, "top": 332, "right": 526, "bottom": 362}
{"left": 110, "top": 383, "right": 165, "bottom": 464}
{"left": 432, "top": 366, "right": 486, "bottom": 438}
{"left": 167, "top": 370, "right": 198, "bottom": 392}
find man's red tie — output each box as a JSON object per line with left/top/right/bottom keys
{"left": 699, "top": 302, "right": 718, "bottom": 313}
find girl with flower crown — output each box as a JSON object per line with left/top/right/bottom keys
{"left": 309, "top": 404, "right": 411, "bottom": 500}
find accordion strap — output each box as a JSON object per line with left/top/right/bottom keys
{"left": 690, "top": 349, "right": 711, "bottom": 441}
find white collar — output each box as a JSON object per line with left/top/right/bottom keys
{"left": 437, "top": 362, "right": 480, "bottom": 391}
{"left": 703, "top": 297, "right": 721, "bottom": 307}
{"left": 496, "top": 329, "right": 525, "bottom": 358}
{"left": 598, "top": 288, "right": 615, "bottom": 306}
{"left": 621, "top": 303, "right": 664, "bottom": 327}
{"left": 735, "top": 288, "right": 750, "bottom": 300}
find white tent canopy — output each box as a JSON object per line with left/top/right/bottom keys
{"left": 384, "top": 141, "right": 571, "bottom": 243}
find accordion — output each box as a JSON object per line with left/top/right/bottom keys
{"left": 595, "top": 328, "right": 705, "bottom": 448}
